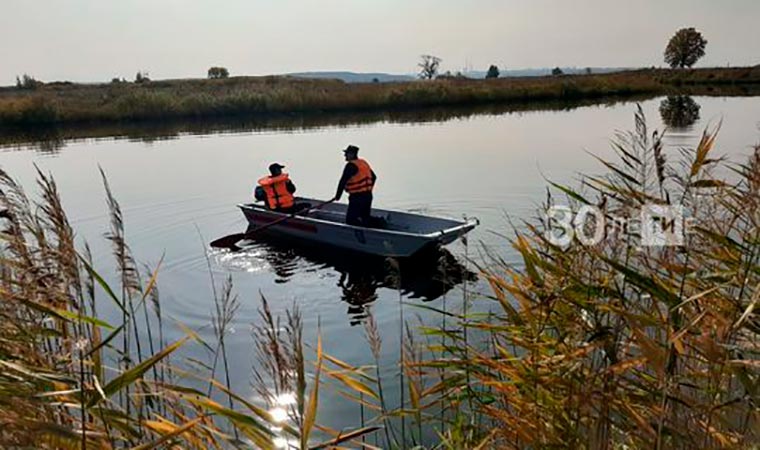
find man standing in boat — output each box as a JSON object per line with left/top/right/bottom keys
{"left": 334, "top": 145, "right": 377, "bottom": 226}
{"left": 255, "top": 163, "right": 297, "bottom": 213}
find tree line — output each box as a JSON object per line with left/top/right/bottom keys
{"left": 10, "top": 27, "right": 711, "bottom": 88}
{"left": 418, "top": 27, "right": 708, "bottom": 80}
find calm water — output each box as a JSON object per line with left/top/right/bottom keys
{"left": 1, "top": 96, "right": 759, "bottom": 435}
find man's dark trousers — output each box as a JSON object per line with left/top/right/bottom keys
{"left": 346, "top": 192, "right": 373, "bottom": 226}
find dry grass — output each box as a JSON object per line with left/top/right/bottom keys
{"left": 305, "top": 109, "right": 760, "bottom": 449}
{"left": 0, "top": 166, "right": 376, "bottom": 448}
{"left": 1, "top": 67, "right": 759, "bottom": 127}
{"left": 0, "top": 95, "right": 654, "bottom": 152}
{"left": 401, "top": 108, "right": 760, "bottom": 448}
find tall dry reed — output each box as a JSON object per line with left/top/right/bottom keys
{"left": 402, "top": 107, "right": 760, "bottom": 448}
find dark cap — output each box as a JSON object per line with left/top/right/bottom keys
{"left": 342, "top": 145, "right": 359, "bottom": 154}
{"left": 268, "top": 163, "right": 285, "bottom": 174}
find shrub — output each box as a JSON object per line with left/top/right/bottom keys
{"left": 135, "top": 71, "right": 150, "bottom": 83}
{"left": 0, "top": 96, "right": 60, "bottom": 125}
{"left": 207, "top": 66, "right": 230, "bottom": 79}
{"left": 15, "top": 74, "right": 42, "bottom": 90}
{"left": 436, "top": 71, "right": 467, "bottom": 80}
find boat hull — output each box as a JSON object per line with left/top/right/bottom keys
{"left": 238, "top": 198, "right": 478, "bottom": 258}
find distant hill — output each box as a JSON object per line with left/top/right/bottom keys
{"left": 286, "top": 71, "right": 415, "bottom": 83}
{"left": 286, "top": 68, "right": 634, "bottom": 83}
{"left": 463, "top": 67, "right": 633, "bottom": 78}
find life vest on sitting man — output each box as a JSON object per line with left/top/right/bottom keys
{"left": 258, "top": 174, "right": 295, "bottom": 209}
{"left": 346, "top": 159, "right": 374, "bottom": 194}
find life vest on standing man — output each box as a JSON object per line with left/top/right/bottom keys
{"left": 334, "top": 145, "right": 379, "bottom": 227}
{"left": 257, "top": 163, "right": 295, "bottom": 210}
{"left": 345, "top": 158, "right": 374, "bottom": 194}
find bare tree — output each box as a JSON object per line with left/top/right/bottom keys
{"left": 418, "top": 55, "right": 442, "bottom": 80}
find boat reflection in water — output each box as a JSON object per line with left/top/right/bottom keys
{"left": 237, "top": 231, "right": 476, "bottom": 325}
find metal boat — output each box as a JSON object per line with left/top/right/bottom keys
{"left": 238, "top": 197, "right": 478, "bottom": 257}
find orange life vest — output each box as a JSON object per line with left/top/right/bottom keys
{"left": 346, "top": 158, "right": 374, "bottom": 194}
{"left": 258, "top": 173, "right": 295, "bottom": 209}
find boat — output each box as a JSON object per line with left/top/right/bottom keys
{"left": 237, "top": 197, "right": 479, "bottom": 257}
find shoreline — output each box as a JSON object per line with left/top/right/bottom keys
{"left": 0, "top": 93, "right": 659, "bottom": 149}
{"left": 1, "top": 67, "right": 759, "bottom": 129}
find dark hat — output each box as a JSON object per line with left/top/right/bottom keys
{"left": 343, "top": 145, "right": 359, "bottom": 154}
{"left": 268, "top": 162, "right": 285, "bottom": 174}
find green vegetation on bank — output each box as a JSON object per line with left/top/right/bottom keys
{"left": 1, "top": 67, "right": 759, "bottom": 127}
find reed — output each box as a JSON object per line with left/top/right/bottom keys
{"left": 250, "top": 295, "right": 379, "bottom": 449}
{"left": 311, "top": 109, "right": 759, "bottom": 449}
{"left": 0, "top": 166, "right": 368, "bottom": 448}
{"left": 402, "top": 108, "right": 760, "bottom": 448}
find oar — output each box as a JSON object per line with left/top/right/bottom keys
{"left": 209, "top": 199, "right": 335, "bottom": 249}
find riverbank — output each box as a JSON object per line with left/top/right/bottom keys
{"left": 1, "top": 67, "right": 759, "bottom": 127}
{"left": 0, "top": 94, "right": 655, "bottom": 150}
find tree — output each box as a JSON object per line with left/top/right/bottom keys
{"left": 418, "top": 55, "right": 441, "bottom": 80}
{"left": 15, "top": 74, "right": 41, "bottom": 89}
{"left": 664, "top": 28, "right": 707, "bottom": 69}
{"left": 207, "top": 66, "right": 230, "bottom": 79}
{"left": 135, "top": 71, "right": 150, "bottom": 83}
{"left": 485, "top": 65, "right": 500, "bottom": 79}
{"left": 551, "top": 67, "right": 564, "bottom": 76}
{"left": 436, "top": 71, "right": 466, "bottom": 80}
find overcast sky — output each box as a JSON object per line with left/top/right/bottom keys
{"left": 1, "top": 0, "right": 758, "bottom": 85}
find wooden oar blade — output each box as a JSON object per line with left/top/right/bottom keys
{"left": 209, "top": 232, "right": 248, "bottom": 249}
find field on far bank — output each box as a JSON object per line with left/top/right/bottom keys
{"left": 1, "top": 67, "right": 759, "bottom": 127}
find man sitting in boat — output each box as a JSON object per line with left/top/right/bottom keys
{"left": 255, "top": 163, "right": 298, "bottom": 213}
{"left": 334, "top": 145, "right": 383, "bottom": 227}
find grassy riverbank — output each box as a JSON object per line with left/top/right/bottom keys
{"left": 1, "top": 67, "right": 759, "bottom": 127}
{"left": 0, "top": 94, "right": 654, "bottom": 151}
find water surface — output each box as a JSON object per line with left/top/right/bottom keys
{"left": 1, "top": 95, "right": 758, "bottom": 435}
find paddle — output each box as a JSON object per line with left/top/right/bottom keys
{"left": 209, "top": 199, "right": 335, "bottom": 250}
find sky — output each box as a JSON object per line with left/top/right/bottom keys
{"left": 1, "top": 0, "right": 759, "bottom": 85}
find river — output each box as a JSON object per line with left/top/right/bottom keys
{"left": 1, "top": 95, "right": 758, "bottom": 441}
